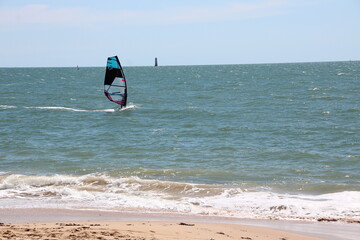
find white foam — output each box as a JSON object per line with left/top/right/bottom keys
{"left": 24, "top": 106, "right": 114, "bottom": 112}
{"left": 24, "top": 106, "right": 88, "bottom": 112}
{"left": 0, "top": 105, "right": 17, "bottom": 109}
{"left": 185, "top": 190, "right": 360, "bottom": 221}
{"left": 0, "top": 173, "right": 359, "bottom": 222}
{"left": 119, "top": 104, "right": 138, "bottom": 111}
{"left": 1, "top": 104, "right": 138, "bottom": 113}
{"left": 90, "top": 109, "right": 116, "bottom": 112}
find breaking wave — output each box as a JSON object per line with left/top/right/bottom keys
{"left": 0, "top": 173, "right": 359, "bottom": 223}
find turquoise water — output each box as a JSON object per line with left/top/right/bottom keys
{"left": 1, "top": 62, "right": 359, "bottom": 221}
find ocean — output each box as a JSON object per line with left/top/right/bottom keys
{"left": 0, "top": 61, "right": 359, "bottom": 222}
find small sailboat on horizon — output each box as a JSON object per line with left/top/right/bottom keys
{"left": 155, "top": 57, "right": 158, "bottom": 67}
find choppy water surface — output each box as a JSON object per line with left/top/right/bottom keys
{"left": 1, "top": 61, "right": 359, "bottom": 222}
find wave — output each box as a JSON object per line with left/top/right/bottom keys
{"left": 0, "top": 104, "right": 138, "bottom": 112}
{"left": 0, "top": 105, "right": 17, "bottom": 109}
{"left": 0, "top": 173, "right": 359, "bottom": 223}
{"left": 24, "top": 106, "right": 94, "bottom": 112}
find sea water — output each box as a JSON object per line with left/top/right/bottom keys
{"left": 0, "top": 62, "right": 359, "bottom": 222}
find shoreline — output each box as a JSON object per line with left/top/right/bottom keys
{"left": 0, "top": 208, "right": 358, "bottom": 240}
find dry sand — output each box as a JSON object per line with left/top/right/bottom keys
{"left": 0, "top": 221, "right": 324, "bottom": 240}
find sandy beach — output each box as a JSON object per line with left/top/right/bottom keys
{"left": 1, "top": 208, "right": 359, "bottom": 240}
{"left": 0, "top": 220, "right": 325, "bottom": 240}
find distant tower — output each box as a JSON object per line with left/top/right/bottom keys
{"left": 155, "top": 57, "right": 158, "bottom": 67}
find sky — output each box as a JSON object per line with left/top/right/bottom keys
{"left": 0, "top": 0, "right": 359, "bottom": 67}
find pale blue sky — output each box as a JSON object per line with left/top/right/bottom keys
{"left": 0, "top": 0, "right": 359, "bottom": 67}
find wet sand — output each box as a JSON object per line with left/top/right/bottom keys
{"left": 0, "top": 208, "right": 358, "bottom": 240}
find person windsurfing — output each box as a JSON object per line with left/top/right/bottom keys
{"left": 103, "top": 56, "right": 128, "bottom": 109}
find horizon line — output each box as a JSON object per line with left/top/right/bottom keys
{"left": 1, "top": 59, "right": 359, "bottom": 68}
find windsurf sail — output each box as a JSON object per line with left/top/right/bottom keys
{"left": 104, "top": 56, "right": 127, "bottom": 108}
{"left": 155, "top": 57, "right": 158, "bottom": 67}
